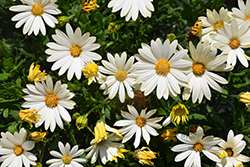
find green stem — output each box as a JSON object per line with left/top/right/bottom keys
{"left": 76, "top": 10, "right": 83, "bottom": 26}
{"left": 219, "top": 92, "right": 239, "bottom": 98}
{"left": 87, "top": 125, "right": 95, "bottom": 136}
{"left": 175, "top": 34, "right": 186, "bottom": 39}
{"left": 85, "top": 97, "right": 109, "bottom": 117}
{"left": 0, "top": 98, "right": 21, "bottom": 104}
{"left": 39, "top": 142, "right": 46, "bottom": 163}
{"left": 68, "top": 14, "right": 75, "bottom": 19}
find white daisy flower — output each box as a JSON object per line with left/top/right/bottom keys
{"left": 99, "top": 52, "right": 135, "bottom": 103}
{"left": 133, "top": 38, "right": 191, "bottom": 100}
{"left": 85, "top": 122, "right": 124, "bottom": 165}
{"left": 0, "top": 128, "right": 37, "bottom": 167}
{"left": 232, "top": 0, "right": 250, "bottom": 26}
{"left": 182, "top": 41, "right": 230, "bottom": 103}
{"left": 22, "top": 75, "right": 76, "bottom": 132}
{"left": 216, "top": 130, "right": 250, "bottom": 167}
{"left": 172, "top": 126, "right": 221, "bottom": 167}
{"left": 46, "top": 23, "right": 101, "bottom": 81}
{"left": 46, "top": 141, "right": 87, "bottom": 167}
{"left": 199, "top": 7, "right": 232, "bottom": 42}
{"left": 210, "top": 19, "right": 250, "bottom": 67}
{"left": 107, "top": 0, "right": 154, "bottom": 21}
{"left": 114, "top": 105, "right": 163, "bottom": 148}
{"left": 9, "top": 0, "right": 61, "bottom": 36}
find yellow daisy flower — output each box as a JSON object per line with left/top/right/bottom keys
{"left": 28, "top": 62, "right": 46, "bottom": 82}
{"left": 170, "top": 103, "right": 189, "bottom": 125}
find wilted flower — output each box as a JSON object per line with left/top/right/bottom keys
{"left": 170, "top": 103, "right": 189, "bottom": 124}
{"left": 28, "top": 62, "right": 46, "bottom": 82}
{"left": 28, "top": 131, "right": 47, "bottom": 143}
{"left": 190, "top": 18, "right": 203, "bottom": 36}
{"left": 135, "top": 147, "right": 157, "bottom": 167}
{"left": 163, "top": 103, "right": 189, "bottom": 126}
{"left": 161, "top": 127, "right": 178, "bottom": 141}
{"left": 239, "top": 92, "right": 250, "bottom": 111}
{"left": 108, "top": 22, "right": 119, "bottom": 33}
{"left": 82, "top": 0, "right": 99, "bottom": 14}
{"left": 82, "top": 62, "right": 99, "bottom": 85}
{"left": 76, "top": 115, "right": 88, "bottom": 130}
{"left": 85, "top": 121, "right": 123, "bottom": 164}
{"left": 18, "top": 109, "right": 41, "bottom": 128}
{"left": 189, "top": 124, "right": 206, "bottom": 136}
{"left": 133, "top": 91, "right": 148, "bottom": 107}
{"left": 112, "top": 148, "right": 130, "bottom": 163}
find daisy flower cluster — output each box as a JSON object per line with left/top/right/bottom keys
{"left": 1, "top": 0, "right": 250, "bottom": 166}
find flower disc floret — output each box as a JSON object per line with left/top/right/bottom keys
{"left": 193, "top": 142, "right": 203, "bottom": 152}
{"left": 155, "top": 60, "right": 171, "bottom": 76}
{"left": 225, "top": 148, "right": 233, "bottom": 157}
{"left": 229, "top": 38, "right": 240, "bottom": 49}
{"left": 62, "top": 155, "right": 72, "bottom": 164}
{"left": 44, "top": 94, "right": 59, "bottom": 108}
{"left": 70, "top": 45, "right": 82, "bottom": 57}
{"left": 136, "top": 117, "right": 146, "bottom": 127}
{"left": 192, "top": 62, "right": 205, "bottom": 75}
{"left": 115, "top": 70, "right": 127, "bottom": 82}
{"left": 14, "top": 145, "right": 24, "bottom": 156}
{"left": 31, "top": 3, "right": 44, "bottom": 16}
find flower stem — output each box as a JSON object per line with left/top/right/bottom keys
{"left": 87, "top": 125, "right": 95, "bottom": 135}
{"left": 85, "top": 97, "right": 109, "bottom": 117}
{"left": 39, "top": 142, "right": 46, "bottom": 163}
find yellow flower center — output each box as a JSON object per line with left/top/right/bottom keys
{"left": 192, "top": 63, "right": 205, "bottom": 75}
{"left": 136, "top": 117, "right": 146, "bottom": 127}
{"left": 155, "top": 60, "right": 171, "bottom": 76}
{"left": 62, "top": 155, "right": 72, "bottom": 164}
{"left": 244, "top": 15, "right": 250, "bottom": 21}
{"left": 229, "top": 38, "right": 240, "bottom": 49}
{"left": 115, "top": 70, "right": 127, "bottom": 82}
{"left": 174, "top": 108, "right": 186, "bottom": 115}
{"left": 14, "top": 145, "right": 23, "bottom": 156}
{"left": 70, "top": 45, "right": 81, "bottom": 57}
{"left": 225, "top": 148, "right": 234, "bottom": 157}
{"left": 213, "top": 21, "right": 224, "bottom": 33}
{"left": 193, "top": 142, "right": 203, "bottom": 152}
{"left": 44, "top": 94, "right": 59, "bottom": 108}
{"left": 31, "top": 4, "right": 44, "bottom": 16}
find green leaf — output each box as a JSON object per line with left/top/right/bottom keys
{"left": 9, "top": 110, "right": 19, "bottom": 120}
{"left": 192, "top": 113, "right": 207, "bottom": 121}
{"left": 0, "top": 73, "right": 11, "bottom": 81}
{"left": 3, "top": 108, "right": 9, "bottom": 118}
{"left": 104, "top": 108, "right": 111, "bottom": 120}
